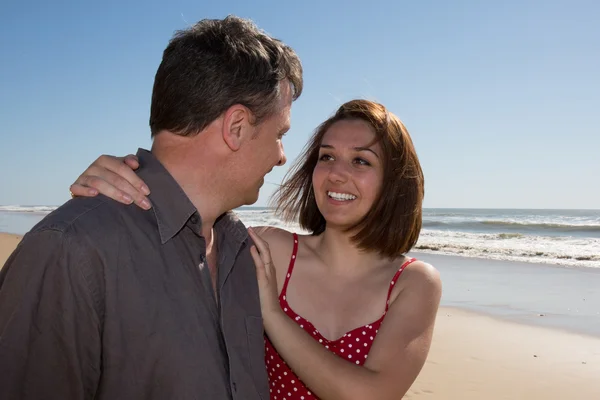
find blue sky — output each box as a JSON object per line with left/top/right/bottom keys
{"left": 1, "top": 0, "right": 598, "bottom": 209}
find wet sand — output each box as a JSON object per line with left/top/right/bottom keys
{"left": 411, "top": 251, "right": 600, "bottom": 336}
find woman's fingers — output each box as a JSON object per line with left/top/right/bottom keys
{"left": 248, "top": 228, "right": 275, "bottom": 281}
{"left": 123, "top": 154, "right": 141, "bottom": 170}
{"left": 248, "top": 228, "right": 272, "bottom": 264}
{"left": 72, "top": 155, "right": 151, "bottom": 209}
{"left": 120, "top": 155, "right": 150, "bottom": 195}
{"left": 96, "top": 155, "right": 149, "bottom": 196}
{"left": 69, "top": 183, "right": 98, "bottom": 197}
{"left": 74, "top": 171, "right": 130, "bottom": 204}
{"left": 250, "top": 245, "right": 267, "bottom": 280}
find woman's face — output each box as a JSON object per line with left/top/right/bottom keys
{"left": 312, "top": 119, "right": 384, "bottom": 230}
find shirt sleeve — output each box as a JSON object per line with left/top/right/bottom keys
{"left": 0, "top": 229, "right": 102, "bottom": 400}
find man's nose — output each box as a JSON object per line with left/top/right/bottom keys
{"left": 277, "top": 143, "right": 287, "bottom": 166}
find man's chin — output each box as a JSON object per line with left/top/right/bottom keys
{"left": 243, "top": 191, "right": 260, "bottom": 207}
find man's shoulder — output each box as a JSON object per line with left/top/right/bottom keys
{"left": 30, "top": 195, "right": 151, "bottom": 239}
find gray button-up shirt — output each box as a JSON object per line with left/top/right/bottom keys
{"left": 0, "top": 149, "right": 268, "bottom": 400}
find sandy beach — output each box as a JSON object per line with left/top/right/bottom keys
{"left": 1, "top": 233, "right": 599, "bottom": 399}
{"left": 0, "top": 233, "right": 21, "bottom": 266}
{"left": 408, "top": 308, "right": 600, "bottom": 399}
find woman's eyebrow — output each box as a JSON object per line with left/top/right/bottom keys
{"left": 354, "top": 147, "right": 379, "bottom": 158}
{"left": 319, "top": 144, "right": 379, "bottom": 158}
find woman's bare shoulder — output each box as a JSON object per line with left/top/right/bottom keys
{"left": 390, "top": 257, "right": 441, "bottom": 303}
{"left": 251, "top": 225, "right": 295, "bottom": 244}
{"left": 250, "top": 226, "right": 298, "bottom": 262}
{"left": 402, "top": 259, "right": 440, "bottom": 287}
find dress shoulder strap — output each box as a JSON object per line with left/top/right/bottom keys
{"left": 384, "top": 257, "right": 417, "bottom": 312}
{"left": 279, "top": 232, "right": 299, "bottom": 298}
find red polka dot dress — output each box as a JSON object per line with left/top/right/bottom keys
{"left": 264, "top": 233, "right": 416, "bottom": 400}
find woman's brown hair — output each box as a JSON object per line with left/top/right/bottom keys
{"left": 271, "top": 99, "right": 424, "bottom": 259}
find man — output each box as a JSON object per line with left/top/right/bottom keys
{"left": 0, "top": 16, "right": 302, "bottom": 399}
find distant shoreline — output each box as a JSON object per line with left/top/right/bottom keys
{"left": 2, "top": 207, "right": 599, "bottom": 269}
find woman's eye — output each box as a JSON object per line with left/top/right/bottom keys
{"left": 354, "top": 158, "right": 370, "bottom": 166}
{"left": 319, "top": 154, "right": 333, "bottom": 161}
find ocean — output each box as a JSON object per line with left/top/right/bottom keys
{"left": 1, "top": 206, "right": 599, "bottom": 269}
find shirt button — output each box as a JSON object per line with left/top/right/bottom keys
{"left": 190, "top": 214, "right": 199, "bottom": 224}
{"left": 232, "top": 382, "right": 237, "bottom": 392}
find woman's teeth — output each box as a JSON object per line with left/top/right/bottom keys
{"left": 327, "top": 191, "right": 357, "bottom": 201}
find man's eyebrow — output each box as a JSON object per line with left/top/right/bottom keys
{"left": 320, "top": 144, "right": 379, "bottom": 158}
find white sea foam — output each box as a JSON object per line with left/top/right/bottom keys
{"left": 0, "top": 205, "right": 57, "bottom": 213}
{"left": 2, "top": 206, "right": 599, "bottom": 268}
{"left": 414, "top": 229, "right": 600, "bottom": 269}
{"left": 235, "top": 209, "right": 600, "bottom": 269}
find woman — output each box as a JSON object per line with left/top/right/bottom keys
{"left": 71, "top": 99, "right": 442, "bottom": 400}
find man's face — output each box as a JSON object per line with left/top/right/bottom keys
{"left": 237, "top": 83, "right": 292, "bottom": 205}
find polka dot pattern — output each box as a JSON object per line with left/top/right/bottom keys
{"left": 264, "top": 233, "right": 416, "bottom": 399}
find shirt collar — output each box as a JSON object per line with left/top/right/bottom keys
{"left": 215, "top": 210, "right": 249, "bottom": 244}
{"left": 136, "top": 148, "right": 196, "bottom": 244}
{"left": 136, "top": 148, "right": 249, "bottom": 245}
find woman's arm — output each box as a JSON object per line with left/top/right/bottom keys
{"left": 69, "top": 154, "right": 151, "bottom": 209}
{"left": 248, "top": 228, "right": 442, "bottom": 400}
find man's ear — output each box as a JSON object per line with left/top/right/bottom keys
{"left": 222, "top": 105, "right": 252, "bottom": 151}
